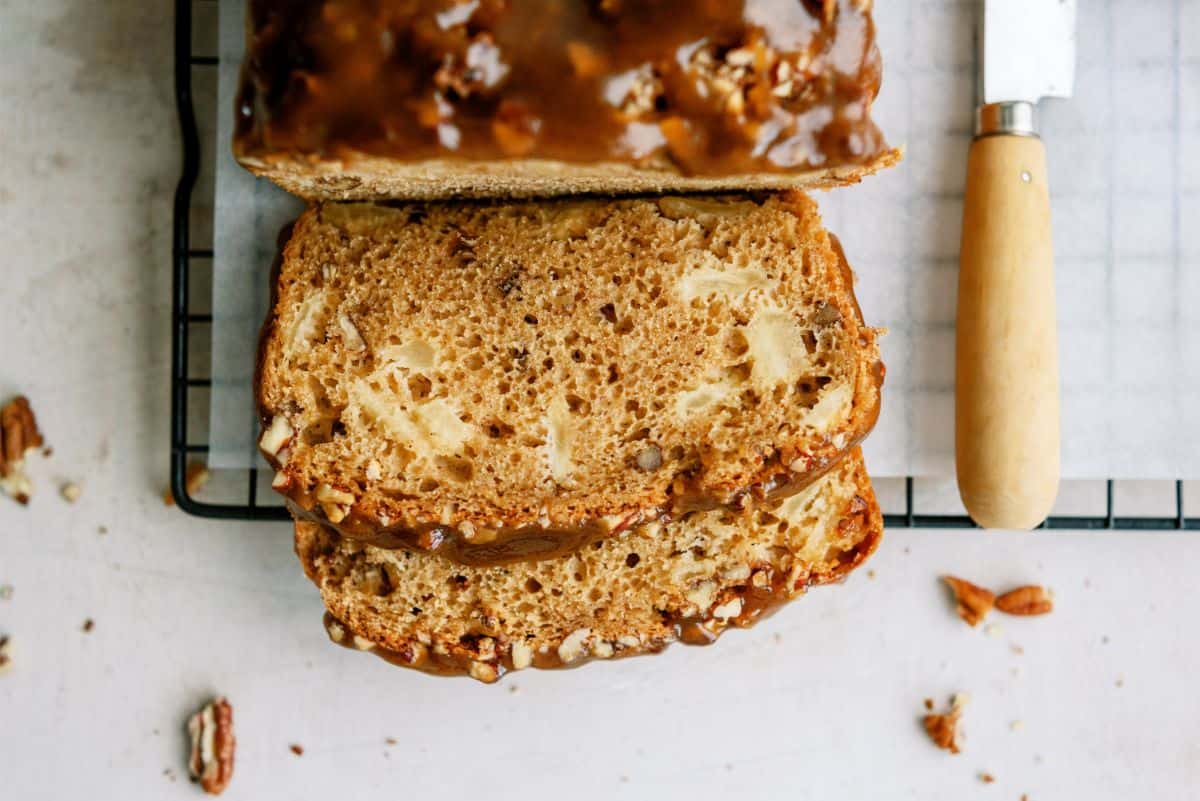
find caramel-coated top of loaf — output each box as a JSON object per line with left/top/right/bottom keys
{"left": 235, "top": 0, "right": 888, "bottom": 176}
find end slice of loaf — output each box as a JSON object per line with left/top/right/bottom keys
{"left": 259, "top": 192, "right": 883, "bottom": 563}
{"left": 294, "top": 448, "right": 882, "bottom": 683}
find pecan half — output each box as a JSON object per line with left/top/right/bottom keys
{"left": 995, "top": 585, "right": 1053, "bottom": 616}
{"left": 942, "top": 576, "right": 995, "bottom": 627}
{"left": 188, "top": 697, "right": 235, "bottom": 795}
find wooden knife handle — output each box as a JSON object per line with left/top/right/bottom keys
{"left": 956, "top": 133, "right": 1060, "bottom": 530}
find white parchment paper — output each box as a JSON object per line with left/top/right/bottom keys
{"left": 211, "top": 0, "right": 1200, "bottom": 478}
{"left": 210, "top": 0, "right": 303, "bottom": 467}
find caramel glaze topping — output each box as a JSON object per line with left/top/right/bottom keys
{"left": 287, "top": 443, "right": 856, "bottom": 566}
{"left": 319, "top": 490, "right": 880, "bottom": 682}
{"left": 236, "top": 0, "right": 888, "bottom": 175}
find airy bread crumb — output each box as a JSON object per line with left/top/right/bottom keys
{"left": 260, "top": 193, "right": 882, "bottom": 559}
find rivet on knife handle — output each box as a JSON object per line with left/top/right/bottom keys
{"left": 955, "top": 102, "right": 1060, "bottom": 530}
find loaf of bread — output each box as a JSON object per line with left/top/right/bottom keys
{"left": 294, "top": 448, "right": 881, "bottom": 682}
{"left": 258, "top": 193, "right": 883, "bottom": 563}
{"left": 235, "top": 0, "right": 900, "bottom": 200}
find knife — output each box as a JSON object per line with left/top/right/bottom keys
{"left": 955, "top": 0, "right": 1076, "bottom": 530}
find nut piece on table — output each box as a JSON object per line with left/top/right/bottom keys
{"left": 187, "top": 697, "right": 235, "bottom": 795}
{"left": 942, "top": 576, "right": 995, "bottom": 627}
{"left": 0, "top": 635, "right": 12, "bottom": 674}
{"left": 995, "top": 585, "right": 1053, "bottom": 616}
{"left": 923, "top": 694, "right": 967, "bottom": 754}
{"left": 164, "top": 462, "right": 211, "bottom": 506}
{"left": 1, "top": 395, "right": 45, "bottom": 505}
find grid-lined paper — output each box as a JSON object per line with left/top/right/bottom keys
{"left": 210, "top": 0, "right": 1200, "bottom": 480}
{"left": 822, "top": 0, "right": 1200, "bottom": 478}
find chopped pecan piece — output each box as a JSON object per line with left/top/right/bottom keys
{"left": 923, "top": 695, "right": 966, "bottom": 754}
{"left": 491, "top": 100, "right": 541, "bottom": 156}
{"left": 943, "top": 576, "right": 995, "bottom": 627}
{"left": 164, "top": 462, "right": 211, "bottom": 506}
{"left": 1, "top": 396, "right": 44, "bottom": 505}
{"left": 434, "top": 33, "right": 510, "bottom": 99}
{"left": 566, "top": 41, "right": 607, "bottom": 79}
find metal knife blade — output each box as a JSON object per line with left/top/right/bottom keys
{"left": 982, "top": 0, "right": 1077, "bottom": 104}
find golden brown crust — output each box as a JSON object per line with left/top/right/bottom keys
{"left": 239, "top": 149, "right": 902, "bottom": 202}
{"left": 258, "top": 193, "right": 883, "bottom": 563}
{"left": 294, "top": 448, "right": 882, "bottom": 682}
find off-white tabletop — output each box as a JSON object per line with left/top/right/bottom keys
{"left": 2, "top": 3, "right": 1198, "bottom": 799}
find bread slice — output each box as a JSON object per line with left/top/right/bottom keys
{"left": 235, "top": 0, "right": 899, "bottom": 200}
{"left": 294, "top": 448, "right": 882, "bottom": 682}
{"left": 258, "top": 193, "right": 883, "bottom": 563}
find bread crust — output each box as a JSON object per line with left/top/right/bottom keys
{"left": 239, "top": 149, "right": 902, "bottom": 202}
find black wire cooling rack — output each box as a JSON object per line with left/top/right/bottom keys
{"left": 170, "top": 0, "right": 1197, "bottom": 531}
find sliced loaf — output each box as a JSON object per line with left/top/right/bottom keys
{"left": 295, "top": 447, "right": 882, "bottom": 682}
{"left": 259, "top": 193, "right": 882, "bottom": 563}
